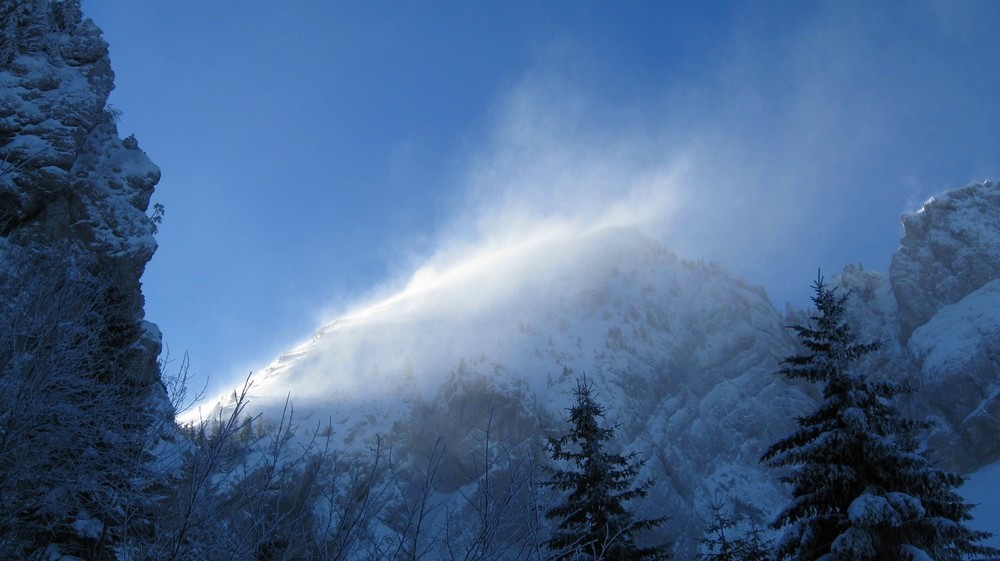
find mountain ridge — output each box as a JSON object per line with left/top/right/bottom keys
{"left": 231, "top": 181, "right": 1000, "bottom": 552}
{"left": 240, "top": 224, "right": 810, "bottom": 550}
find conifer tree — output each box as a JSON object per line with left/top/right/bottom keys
{"left": 543, "top": 377, "right": 670, "bottom": 561}
{"left": 762, "top": 274, "right": 997, "bottom": 561}
{"left": 699, "top": 501, "right": 770, "bottom": 561}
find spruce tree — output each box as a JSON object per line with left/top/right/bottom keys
{"left": 762, "top": 274, "right": 997, "bottom": 561}
{"left": 543, "top": 377, "right": 670, "bottom": 561}
{"left": 699, "top": 501, "right": 770, "bottom": 561}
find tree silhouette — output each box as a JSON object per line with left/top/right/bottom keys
{"left": 762, "top": 274, "right": 997, "bottom": 561}
{"left": 544, "top": 377, "right": 669, "bottom": 560}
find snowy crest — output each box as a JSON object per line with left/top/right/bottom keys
{"left": 240, "top": 225, "right": 809, "bottom": 552}
{"left": 230, "top": 181, "right": 1000, "bottom": 552}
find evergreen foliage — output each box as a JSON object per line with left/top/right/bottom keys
{"left": 762, "top": 274, "right": 998, "bottom": 561}
{"left": 543, "top": 377, "right": 670, "bottom": 561}
{"left": 698, "top": 501, "right": 770, "bottom": 561}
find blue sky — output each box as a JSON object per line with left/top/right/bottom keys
{"left": 82, "top": 1, "right": 1000, "bottom": 397}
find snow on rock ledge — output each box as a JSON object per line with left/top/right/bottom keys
{"left": 0, "top": 2, "right": 162, "bottom": 390}
{"left": 891, "top": 181, "right": 1000, "bottom": 343}
{"left": 909, "top": 279, "right": 1000, "bottom": 470}
{"left": 881, "top": 180, "right": 1000, "bottom": 471}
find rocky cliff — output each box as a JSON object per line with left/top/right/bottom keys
{"left": 244, "top": 181, "right": 1000, "bottom": 554}
{"left": 891, "top": 182, "right": 1000, "bottom": 345}
{"left": 878, "top": 181, "right": 1000, "bottom": 472}
{"left": 246, "top": 226, "right": 814, "bottom": 553}
{"left": 0, "top": 1, "right": 166, "bottom": 557}
{"left": 0, "top": 0, "right": 161, "bottom": 384}
{"left": 832, "top": 181, "right": 1000, "bottom": 473}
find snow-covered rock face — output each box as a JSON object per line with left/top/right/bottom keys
{"left": 250, "top": 226, "right": 810, "bottom": 552}
{"left": 1, "top": 1, "right": 162, "bottom": 387}
{"left": 890, "top": 181, "right": 1000, "bottom": 344}
{"left": 248, "top": 181, "right": 1000, "bottom": 550}
{"left": 908, "top": 279, "right": 1000, "bottom": 470}
{"left": 832, "top": 181, "right": 1000, "bottom": 472}
{"left": 0, "top": 5, "right": 172, "bottom": 557}
{"left": 872, "top": 181, "right": 1000, "bottom": 472}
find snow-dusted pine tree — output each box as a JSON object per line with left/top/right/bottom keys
{"left": 543, "top": 377, "right": 670, "bottom": 561}
{"left": 699, "top": 501, "right": 770, "bottom": 561}
{"left": 762, "top": 274, "right": 997, "bottom": 561}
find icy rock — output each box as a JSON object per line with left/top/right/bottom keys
{"left": 890, "top": 181, "right": 1000, "bottom": 343}
{"left": 246, "top": 226, "right": 809, "bottom": 556}
{"left": 909, "top": 279, "right": 1000, "bottom": 470}
{"left": 825, "top": 181, "right": 1000, "bottom": 471}
{"left": 0, "top": 1, "right": 161, "bottom": 381}
{"left": 0, "top": 3, "right": 166, "bottom": 495}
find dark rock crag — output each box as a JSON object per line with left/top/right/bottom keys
{"left": 0, "top": 2, "right": 167, "bottom": 557}
{"left": 0, "top": 0, "right": 162, "bottom": 386}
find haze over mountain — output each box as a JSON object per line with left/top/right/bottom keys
{"left": 4, "top": 2, "right": 999, "bottom": 559}
{"left": 224, "top": 180, "right": 1000, "bottom": 553}
{"left": 85, "top": 1, "right": 1000, "bottom": 395}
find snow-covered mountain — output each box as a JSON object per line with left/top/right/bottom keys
{"left": 241, "top": 226, "right": 799, "bottom": 551}
{"left": 241, "top": 181, "right": 1000, "bottom": 552}
{"left": 7, "top": 1, "right": 996, "bottom": 556}
{"left": 854, "top": 181, "right": 1000, "bottom": 472}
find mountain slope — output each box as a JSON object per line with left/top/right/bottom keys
{"left": 240, "top": 181, "right": 1000, "bottom": 554}
{"left": 247, "top": 226, "right": 811, "bottom": 551}
{"left": 861, "top": 180, "right": 1000, "bottom": 472}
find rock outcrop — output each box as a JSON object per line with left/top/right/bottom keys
{"left": 887, "top": 181, "right": 1000, "bottom": 471}
{"left": 0, "top": 2, "right": 166, "bottom": 557}
{"left": 890, "top": 181, "right": 1000, "bottom": 344}
{"left": 0, "top": 0, "right": 161, "bottom": 385}
{"left": 832, "top": 181, "right": 1000, "bottom": 472}
{"left": 244, "top": 181, "right": 1000, "bottom": 553}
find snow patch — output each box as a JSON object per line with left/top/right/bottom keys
{"left": 962, "top": 461, "right": 1000, "bottom": 548}
{"left": 909, "top": 279, "right": 1000, "bottom": 374}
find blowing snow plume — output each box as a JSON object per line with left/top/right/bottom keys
{"left": 237, "top": 72, "right": 693, "bottom": 407}
{"left": 202, "top": 0, "right": 1000, "bottom": 414}
{"left": 172, "top": 5, "right": 1000, "bottom": 555}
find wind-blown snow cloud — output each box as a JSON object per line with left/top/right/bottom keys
{"left": 216, "top": 1, "right": 1000, "bottom": 409}
{"left": 390, "top": 1, "right": 981, "bottom": 315}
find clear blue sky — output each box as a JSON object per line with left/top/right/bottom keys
{"left": 82, "top": 1, "right": 1000, "bottom": 396}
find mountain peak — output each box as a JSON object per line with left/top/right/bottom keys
{"left": 891, "top": 180, "right": 1000, "bottom": 342}
{"left": 251, "top": 225, "right": 769, "bottom": 404}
